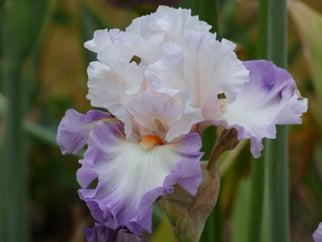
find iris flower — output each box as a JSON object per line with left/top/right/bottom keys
{"left": 57, "top": 5, "right": 307, "bottom": 239}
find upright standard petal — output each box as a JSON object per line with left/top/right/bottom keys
{"left": 56, "top": 109, "right": 114, "bottom": 155}
{"left": 218, "top": 60, "right": 308, "bottom": 158}
{"left": 77, "top": 121, "right": 203, "bottom": 235}
{"left": 86, "top": 61, "right": 143, "bottom": 137}
{"left": 146, "top": 31, "right": 249, "bottom": 121}
{"left": 126, "top": 5, "right": 211, "bottom": 64}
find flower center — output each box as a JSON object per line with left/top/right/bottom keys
{"left": 140, "top": 135, "right": 164, "bottom": 148}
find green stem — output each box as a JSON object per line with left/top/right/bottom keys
{"left": 1, "top": 61, "right": 29, "bottom": 242}
{"left": 249, "top": 0, "right": 289, "bottom": 241}
{"left": 266, "top": 0, "right": 290, "bottom": 241}
{"left": 23, "top": 120, "right": 58, "bottom": 146}
{"left": 267, "top": 0, "right": 287, "bottom": 67}
{"left": 0, "top": 90, "right": 57, "bottom": 147}
{"left": 181, "top": 0, "right": 199, "bottom": 15}
{"left": 256, "top": 0, "right": 268, "bottom": 60}
{"left": 266, "top": 127, "right": 289, "bottom": 242}
{"left": 1, "top": 1, "right": 52, "bottom": 240}
{"left": 247, "top": 156, "right": 265, "bottom": 242}
{"left": 198, "top": 0, "right": 219, "bottom": 35}
{"left": 247, "top": 0, "right": 268, "bottom": 240}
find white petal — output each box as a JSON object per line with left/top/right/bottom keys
{"left": 86, "top": 61, "right": 143, "bottom": 137}
{"left": 126, "top": 6, "right": 211, "bottom": 64}
{"left": 126, "top": 90, "right": 203, "bottom": 142}
{"left": 84, "top": 28, "right": 139, "bottom": 63}
{"left": 146, "top": 31, "right": 249, "bottom": 121}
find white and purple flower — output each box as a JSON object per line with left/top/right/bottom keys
{"left": 56, "top": 5, "right": 307, "bottom": 240}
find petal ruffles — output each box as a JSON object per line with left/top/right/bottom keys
{"left": 145, "top": 31, "right": 249, "bottom": 120}
{"left": 84, "top": 223, "right": 143, "bottom": 242}
{"left": 77, "top": 121, "right": 203, "bottom": 234}
{"left": 218, "top": 60, "right": 308, "bottom": 158}
{"left": 56, "top": 109, "right": 114, "bottom": 155}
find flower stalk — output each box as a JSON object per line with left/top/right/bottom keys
{"left": 159, "top": 164, "right": 220, "bottom": 242}
{"left": 160, "top": 128, "right": 237, "bottom": 241}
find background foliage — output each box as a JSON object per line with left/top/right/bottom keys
{"left": 0, "top": 0, "right": 321, "bottom": 241}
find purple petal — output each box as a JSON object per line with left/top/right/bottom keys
{"left": 313, "top": 222, "right": 322, "bottom": 242}
{"left": 84, "top": 223, "right": 116, "bottom": 242}
{"left": 77, "top": 121, "right": 203, "bottom": 235}
{"left": 243, "top": 60, "right": 308, "bottom": 126}
{"left": 84, "top": 223, "right": 143, "bottom": 242}
{"left": 217, "top": 60, "right": 307, "bottom": 158}
{"left": 56, "top": 109, "right": 114, "bottom": 155}
{"left": 116, "top": 228, "right": 145, "bottom": 242}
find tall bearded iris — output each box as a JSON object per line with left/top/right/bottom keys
{"left": 56, "top": 5, "right": 307, "bottom": 240}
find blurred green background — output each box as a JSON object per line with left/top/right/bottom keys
{"left": 0, "top": 0, "right": 321, "bottom": 241}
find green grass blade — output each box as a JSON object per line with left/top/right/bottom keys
{"left": 200, "top": 194, "right": 221, "bottom": 242}
{"left": 266, "top": 0, "right": 290, "bottom": 241}
{"left": 198, "top": 0, "right": 219, "bottom": 34}
{"left": 246, "top": 0, "right": 268, "bottom": 240}
{"left": 267, "top": 0, "right": 287, "bottom": 67}
{"left": 1, "top": 60, "right": 28, "bottom": 242}
{"left": 1, "top": 0, "right": 50, "bottom": 241}
{"left": 231, "top": 178, "right": 251, "bottom": 242}
{"left": 80, "top": 1, "right": 107, "bottom": 64}
{"left": 266, "top": 127, "right": 290, "bottom": 242}
{"left": 248, "top": 0, "right": 289, "bottom": 241}
{"left": 181, "top": 0, "right": 199, "bottom": 15}
{"left": 256, "top": 0, "right": 268, "bottom": 60}
{"left": 247, "top": 156, "right": 265, "bottom": 242}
